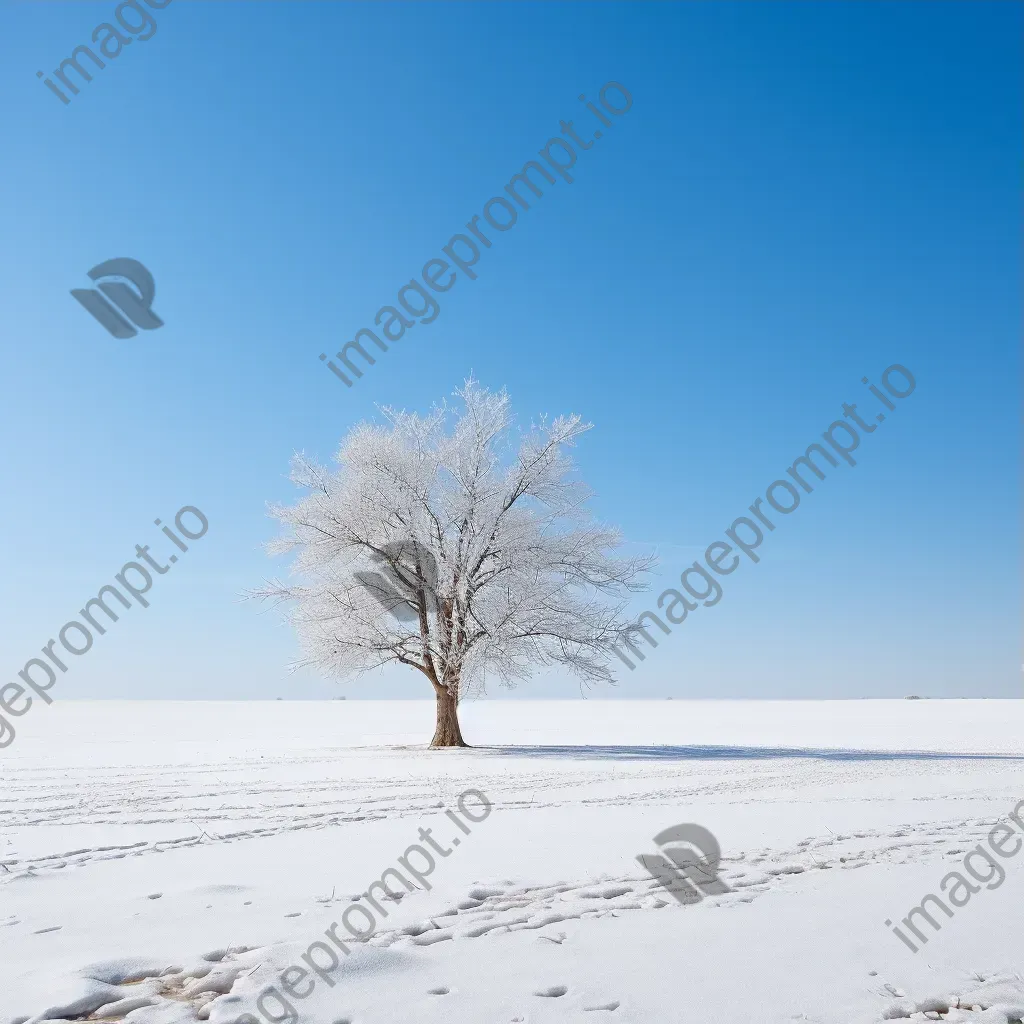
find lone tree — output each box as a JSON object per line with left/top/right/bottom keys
{"left": 257, "top": 379, "right": 654, "bottom": 747}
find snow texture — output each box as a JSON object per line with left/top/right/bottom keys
{"left": 1, "top": 698, "right": 1022, "bottom": 1023}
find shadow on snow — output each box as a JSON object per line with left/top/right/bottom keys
{"left": 467, "top": 743, "right": 1024, "bottom": 762}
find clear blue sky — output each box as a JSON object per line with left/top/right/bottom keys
{"left": 0, "top": 1, "right": 1019, "bottom": 703}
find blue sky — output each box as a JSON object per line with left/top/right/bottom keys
{"left": 0, "top": 1, "right": 1019, "bottom": 704}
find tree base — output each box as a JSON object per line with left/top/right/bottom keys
{"left": 430, "top": 688, "right": 468, "bottom": 747}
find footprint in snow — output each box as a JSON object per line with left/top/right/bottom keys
{"left": 468, "top": 886, "right": 506, "bottom": 899}
{"left": 428, "top": 987, "right": 450, "bottom": 995}
{"left": 584, "top": 1001, "right": 620, "bottom": 1012}
{"left": 534, "top": 985, "right": 568, "bottom": 998}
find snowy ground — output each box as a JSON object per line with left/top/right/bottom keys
{"left": 2, "top": 699, "right": 1023, "bottom": 1024}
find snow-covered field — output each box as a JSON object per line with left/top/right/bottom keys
{"left": 2, "top": 699, "right": 1023, "bottom": 1024}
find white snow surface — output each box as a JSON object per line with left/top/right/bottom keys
{"left": 1, "top": 699, "right": 1022, "bottom": 1024}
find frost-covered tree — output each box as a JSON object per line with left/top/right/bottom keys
{"left": 256, "top": 379, "right": 655, "bottom": 747}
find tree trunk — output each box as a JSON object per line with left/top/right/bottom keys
{"left": 431, "top": 686, "right": 468, "bottom": 747}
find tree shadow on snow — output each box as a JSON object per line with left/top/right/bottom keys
{"left": 470, "top": 743, "right": 1024, "bottom": 762}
